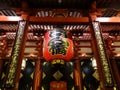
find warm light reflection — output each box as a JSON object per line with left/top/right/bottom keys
{"left": 116, "top": 53, "right": 120, "bottom": 57}
{"left": 96, "top": 17, "right": 120, "bottom": 23}
{"left": 96, "top": 18, "right": 110, "bottom": 22}
{"left": 69, "top": 62, "right": 73, "bottom": 66}
{"left": 81, "top": 53, "right": 87, "bottom": 57}
{"left": 78, "top": 36, "right": 82, "bottom": 38}
{"left": 6, "top": 53, "right": 11, "bottom": 57}
{"left": 111, "top": 42, "right": 114, "bottom": 46}
{"left": 34, "top": 36, "right": 38, "bottom": 40}
{"left": 21, "top": 58, "right": 27, "bottom": 70}
{"left": 72, "top": 36, "right": 74, "bottom": 39}
{"left": 8, "top": 16, "right": 22, "bottom": 21}
{"left": 91, "top": 57, "right": 97, "bottom": 70}
{"left": 29, "top": 53, "right": 36, "bottom": 57}
{"left": 0, "top": 42, "right": 3, "bottom": 45}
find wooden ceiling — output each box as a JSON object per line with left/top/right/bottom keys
{"left": 0, "top": 0, "right": 120, "bottom": 9}
{"left": 0, "top": 0, "right": 120, "bottom": 59}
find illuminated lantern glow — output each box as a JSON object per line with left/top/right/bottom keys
{"left": 43, "top": 28, "right": 74, "bottom": 62}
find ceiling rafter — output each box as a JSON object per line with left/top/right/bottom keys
{"left": 0, "top": 0, "right": 120, "bottom": 59}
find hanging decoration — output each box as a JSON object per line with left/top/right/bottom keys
{"left": 43, "top": 28, "right": 74, "bottom": 63}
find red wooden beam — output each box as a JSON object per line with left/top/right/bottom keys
{"left": 29, "top": 17, "right": 89, "bottom": 24}
{"left": 1, "top": 16, "right": 120, "bottom": 24}
{"left": 0, "top": 16, "right": 22, "bottom": 22}
{"left": 96, "top": 17, "right": 120, "bottom": 23}
{"left": 0, "top": 16, "right": 89, "bottom": 23}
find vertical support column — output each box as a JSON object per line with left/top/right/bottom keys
{"left": 111, "top": 59, "right": 120, "bottom": 89}
{"left": 33, "top": 39, "right": 43, "bottom": 90}
{"left": 0, "top": 58, "right": 3, "bottom": 76}
{"left": 33, "top": 57, "right": 42, "bottom": 90}
{"left": 74, "top": 59, "right": 83, "bottom": 90}
{"left": 89, "top": 18, "right": 114, "bottom": 90}
{"left": 106, "top": 37, "right": 120, "bottom": 89}
{"left": 73, "top": 39, "right": 82, "bottom": 90}
{"left": 0, "top": 41, "right": 4, "bottom": 76}
{"left": 90, "top": 31, "right": 104, "bottom": 90}
{"left": 5, "top": 19, "right": 29, "bottom": 90}
{"left": 0, "top": 39, "right": 7, "bottom": 80}
{"left": 0, "top": 57, "right": 3, "bottom": 79}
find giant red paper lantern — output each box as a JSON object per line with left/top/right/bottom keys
{"left": 43, "top": 28, "right": 74, "bottom": 63}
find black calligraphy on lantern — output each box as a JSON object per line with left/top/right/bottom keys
{"left": 48, "top": 29, "right": 69, "bottom": 55}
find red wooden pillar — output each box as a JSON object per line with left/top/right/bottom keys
{"left": 90, "top": 35, "right": 104, "bottom": 90}
{"left": 5, "top": 17, "right": 29, "bottom": 90}
{"left": 33, "top": 40, "right": 43, "bottom": 90}
{"left": 0, "top": 58, "right": 3, "bottom": 76}
{"left": 33, "top": 57, "right": 42, "bottom": 90}
{"left": 0, "top": 39, "right": 7, "bottom": 78}
{"left": 73, "top": 39, "right": 83, "bottom": 90}
{"left": 89, "top": 17, "right": 114, "bottom": 90}
{"left": 105, "top": 37, "right": 120, "bottom": 89}
{"left": 74, "top": 59, "right": 83, "bottom": 90}
{"left": 111, "top": 59, "right": 120, "bottom": 89}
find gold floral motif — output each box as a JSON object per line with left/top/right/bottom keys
{"left": 5, "top": 21, "right": 26, "bottom": 87}
{"left": 92, "top": 21, "right": 114, "bottom": 86}
{"left": 51, "top": 59, "right": 65, "bottom": 64}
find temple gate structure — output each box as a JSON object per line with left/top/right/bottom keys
{"left": 0, "top": 0, "right": 120, "bottom": 90}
